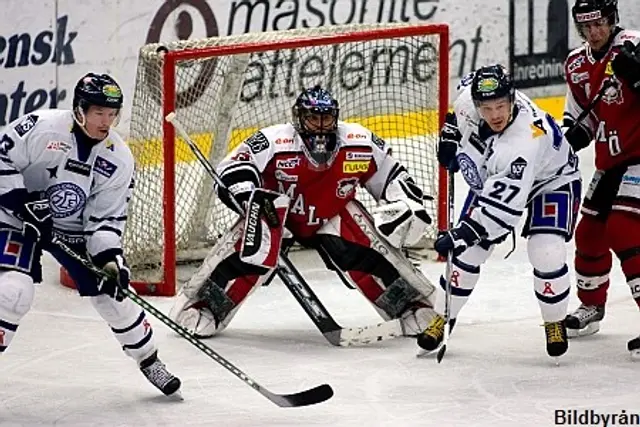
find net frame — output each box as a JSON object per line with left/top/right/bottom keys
{"left": 67, "top": 23, "right": 449, "bottom": 296}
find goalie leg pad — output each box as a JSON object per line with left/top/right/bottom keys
{"left": 317, "top": 200, "right": 436, "bottom": 323}
{"left": 169, "top": 219, "right": 276, "bottom": 337}
{"left": 0, "top": 271, "right": 34, "bottom": 353}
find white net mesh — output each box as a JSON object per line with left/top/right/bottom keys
{"left": 127, "top": 23, "right": 447, "bottom": 292}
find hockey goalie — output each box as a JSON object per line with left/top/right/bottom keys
{"left": 169, "top": 85, "right": 437, "bottom": 339}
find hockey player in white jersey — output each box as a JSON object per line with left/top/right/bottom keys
{"left": 417, "top": 65, "right": 582, "bottom": 358}
{"left": 0, "top": 73, "right": 181, "bottom": 397}
{"left": 169, "top": 85, "right": 437, "bottom": 339}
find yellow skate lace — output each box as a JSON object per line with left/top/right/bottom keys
{"left": 544, "top": 322, "right": 565, "bottom": 344}
{"left": 424, "top": 315, "right": 446, "bottom": 339}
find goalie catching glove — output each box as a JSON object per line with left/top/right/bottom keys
{"left": 373, "top": 175, "right": 432, "bottom": 248}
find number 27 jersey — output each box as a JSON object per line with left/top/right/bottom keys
{"left": 454, "top": 87, "right": 580, "bottom": 241}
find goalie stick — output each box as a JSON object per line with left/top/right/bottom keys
{"left": 166, "top": 112, "right": 407, "bottom": 346}
{"left": 52, "top": 238, "right": 333, "bottom": 408}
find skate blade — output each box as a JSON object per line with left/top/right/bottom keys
{"left": 416, "top": 344, "right": 442, "bottom": 358}
{"left": 167, "top": 389, "right": 184, "bottom": 401}
{"left": 567, "top": 322, "right": 600, "bottom": 339}
{"left": 549, "top": 355, "right": 565, "bottom": 366}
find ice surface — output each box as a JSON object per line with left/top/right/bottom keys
{"left": 1, "top": 151, "right": 638, "bottom": 427}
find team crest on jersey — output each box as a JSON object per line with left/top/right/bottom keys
{"left": 336, "top": 177, "right": 359, "bottom": 198}
{"left": 46, "top": 182, "right": 87, "bottom": 218}
{"left": 457, "top": 153, "right": 483, "bottom": 191}
{"left": 602, "top": 78, "right": 624, "bottom": 105}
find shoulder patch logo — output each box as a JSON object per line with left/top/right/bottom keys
{"left": 245, "top": 132, "right": 270, "bottom": 154}
{"left": 507, "top": 157, "right": 528, "bottom": 180}
{"left": 371, "top": 133, "right": 386, "bottom": 151}
{"left": 94, "top": 156, "right": 118, "bottom": 178}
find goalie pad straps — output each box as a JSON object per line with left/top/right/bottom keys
{"left": 240, "top": 189, "right": 290, "bottom": 268}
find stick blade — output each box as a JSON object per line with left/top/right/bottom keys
{"left": 436, "top": 344, "right": 447, "bottom": 363}
{"left": 265, "top": 384, "right": 334, "bottom": 408}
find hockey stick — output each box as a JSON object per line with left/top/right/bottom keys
{"left": 165, "top": 112, "right": 405, "bottom": 346}
{"left": 51, "top": 237, "right": 333, "bottom": 408}
{"left": 436, "top": 170, "right": 455, "bottom": 363}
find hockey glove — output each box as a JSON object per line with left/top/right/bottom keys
{"left": 437, "top": 112, "right": 461, "bottom": 172}
{"left": 612, "top": 40, "right": 640, "bottom": 94}
{"left": 562, "top": 118, "right": 593, "bottom": 152}
{"left": 16, "top": 193, "right": 53, "bottom": 245}
{"left": 98, "top": 254, "right": 131, "bottom": 302}
{"left": 434, "top": 218, "right": 487, "bottom": 257}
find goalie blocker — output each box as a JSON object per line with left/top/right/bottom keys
{"left": 169, "top": 191, "right": 436, "bottom": 338}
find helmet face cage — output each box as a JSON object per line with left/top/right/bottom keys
{"left": 471, "top": 65, "right": 515, "bottom": 107}
{"left": 292, "top": 85, "right": 340, "bottom": 167}
{"left": 571, "top": 0, "right": 618, "bottom": 37}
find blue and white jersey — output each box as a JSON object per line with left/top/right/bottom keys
{"left": 0, "top": 109, "right": 134, "bottom": 260}
{"left": 452, "top": 81, "right": 581, "bottom": 241}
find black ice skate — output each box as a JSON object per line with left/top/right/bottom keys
{"left": 544, "top": 320, "right": 568, "bottom": 358}
{"left": 140, "top": 351, "right": 182, "bottom": 398}
{"left": 564, "top": 305, "right": 605, "bottom": 338}
{"left": 627, "top": 336, "right": 640, "bottom": 359}
{"left": 417, "top": 314, "right": 446, "bottom": 352}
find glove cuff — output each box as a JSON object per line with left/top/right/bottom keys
{"left": 459, "top": 217, "right": 488, "bottom": 245}
{"left": 91, "top": 248, "right": 124, "bottom": 269}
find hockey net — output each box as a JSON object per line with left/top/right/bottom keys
{"left": 122, "top": 22, "right": 449, "bottom": 296}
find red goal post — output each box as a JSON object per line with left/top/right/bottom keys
{"left": 65, "top": 23, "right": 450, "bottom": 296}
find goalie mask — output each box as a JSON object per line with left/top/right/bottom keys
{"left": 292, "top": 85, "right": 340, "bottom": 170}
